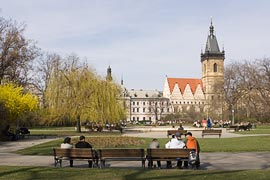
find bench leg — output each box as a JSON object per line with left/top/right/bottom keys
{"left": 100, "top": 160, "right": 105, "bottom": 168}
{"left": 54, "top": 159, "right": 62, "bottom": 167}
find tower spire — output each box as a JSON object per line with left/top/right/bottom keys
{"left": 210, "top": 17, "right": 214, "bottom": 37}
{"left": 106, "top": 65, "right": 112, "bottom": 81}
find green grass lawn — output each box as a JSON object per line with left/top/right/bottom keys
{"left": 17, "top": 136, "right": 270, "bottom": 155}
{"left": 235, "top": 125, "right": 270, "bottom": 134}
{"left": 0, "top": 166, "right": 269, "bottom": 180}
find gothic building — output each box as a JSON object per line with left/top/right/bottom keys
{"left": 163, "top": 21, "right": 225, "bottom": 119}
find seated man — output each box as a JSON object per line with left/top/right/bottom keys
{"left": 165, "top": 133, "right": 185, "bottom": 168}
{"left": 147, "top": 138, "right": 161, "bottom": 168}
{"left": 75, "top": 136, "right": 94, "bottom": 167}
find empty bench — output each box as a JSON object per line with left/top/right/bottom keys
{"left": 202, "top": 129, "right": 222, "bottom": 138}
{"left": 147, "top": 148, "right": 194, "bottom": 168}
{"left": 53, "top": 148, "right": 98, "bottom": 167}
{"left": 167, "top": 130, "right": 187, "bottom": 138}
{"left": 98, "top": 148, "right": 145, "bottom": 168}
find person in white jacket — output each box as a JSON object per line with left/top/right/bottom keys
{"left": 165, "top": 133, "right": 186, "bottom": 168}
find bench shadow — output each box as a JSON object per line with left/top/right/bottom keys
{"left": 0, "top": 167, "right": 38, "bottom": 177}
{"left": 123, "top": 169, "right": 245, "bottom": 180}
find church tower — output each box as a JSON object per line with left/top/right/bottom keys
{"left": 201, "top": 20, "right": 225, "bottom": 118}
{"left": 106, "top": 65, "right": 113, "bottom": 81}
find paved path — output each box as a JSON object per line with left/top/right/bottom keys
{"left": 0, "top": 130, "right": 270, "bottom": 170}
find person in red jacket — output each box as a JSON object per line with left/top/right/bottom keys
{"left": 184, "top": 132, "right": 200, "bottom": 169}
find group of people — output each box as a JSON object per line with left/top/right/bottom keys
{"left": 61, "top": 135, "right": 94, "bottom": 167}
{"left": 148, "top": 132, "right": 200, "bottom": 169}
{"left": 61, "top": 132, "right": 200, "bottom": 169}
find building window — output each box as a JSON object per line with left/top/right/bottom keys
{"left": 137, "top": 108, "right": 139, "bottom": 112}
{"left": 161, "top": 102, "right": 164, "bottom": 105}
{"left": 211, "top": 96, "right": 214, "bottom": 100}
{"left": 143, "top": 117, "right": 145, "bottom": 120}
{"left": 143, "top": 108, "right": 145, "bottom": 112}
{"left": 167, "top": 108, "right": 170, "bottom": 112}
{"left": 137, "top": 117, "right": 139, "bottom": 121}
{"left": 133, "top": 117, "right": 135, "bottom": 120}
{"left": 143, "top": 102, "right": 145, "bottom": 106}
{"left": 132, "top": 108, "right": 135, "bottom": 112}
{"left": 149, "top": 108, "right": 151, "bottom": 112}
{"left": 149, "top": 117, "right": 151, "bottom": 121}
{"left": 133, "top": 102, "right": 135, "bottom": 105}
{"left": 137, "top": 102, "right": 139, "bottom": 105}
{"left": 213, "top": 63, "right": 217, "bottom": 72}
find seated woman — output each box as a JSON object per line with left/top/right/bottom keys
{"left": 61, "top": 137, "right": 73, "bottom": 167}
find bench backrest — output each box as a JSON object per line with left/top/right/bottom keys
{"left": 53, "top": 148, "right": 94, "bottom": 158}
{"left": 147, "top": 148, "right": 192, "bottom": 158}
{"left": 167, "top": 130, "right": 187, "bottom": 136}
{"left": 202, "top": 129, "right": 222, "bottom": 133}
{"left": 98, "top": 148, "right": 145, "bottom": 158}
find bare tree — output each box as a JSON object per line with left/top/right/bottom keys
{"left": 0, "top": 17, "right": 39, "bottom": 85}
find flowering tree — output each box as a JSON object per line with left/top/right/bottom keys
{"left": 0, "top": 82, "right": 38, "bottom": 134}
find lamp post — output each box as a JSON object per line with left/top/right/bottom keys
{"left": 232, "top": 108, "right": 235, "bottom": 125}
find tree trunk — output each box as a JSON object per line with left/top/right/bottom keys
{"left": 76, "top": 114, "right": 81, "bottom": 133}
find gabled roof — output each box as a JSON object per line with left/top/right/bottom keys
{"left": 167, "top": 78, "right": 203, "bottom": 94}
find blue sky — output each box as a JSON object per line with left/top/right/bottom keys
{"left": 1, "top": 0, "right": 270, "bottom": 90}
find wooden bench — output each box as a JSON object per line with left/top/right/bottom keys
{"left": 53, "top": 148, "right": 98, "bottom": 167}
{"left": 202, "top": 129, "right": 222, "bottom": 138}
{"left": 146, "top": 148, "right": 193, "bottom": 168}
{"left": 98, "top": 148, "right": 145, "bottom": 168}
{"left": 167, "top": 130, "right": 187, "bottom": 138}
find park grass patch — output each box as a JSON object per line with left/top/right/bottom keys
{"left": 0, "top": 166, "right": 270, "bottom": 180}
{"left": 16, "top": 136, "right": 270, "bottom": 155}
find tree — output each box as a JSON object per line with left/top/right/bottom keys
{"left": 45, "top": 55, "right": 126, "bottom": 132}
{"left": 223, "top": 59, "right": 270, "bottom": 123}
{"left": 0, "top": 17, "right": 39, "bottom": 85}
{"left": 0, "top": 82, "right": 38, "bottom": 134}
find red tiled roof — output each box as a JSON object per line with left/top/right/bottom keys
{"left": 167, "top": 78, "right": 203, "bottom": 94}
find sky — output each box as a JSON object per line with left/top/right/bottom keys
{"left": 1, "top": 0, "right": 270, "bottom": 90}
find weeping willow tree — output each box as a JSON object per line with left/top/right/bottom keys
{"left": 44, "top": 55, "right": 125, "bottom": 132}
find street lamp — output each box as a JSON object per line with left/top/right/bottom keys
{"left": 232, "top": 108, "right": 235, "bottom": 125}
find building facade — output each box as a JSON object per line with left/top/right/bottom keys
{"left": 163, "top": 21, "right": 225, "bottom": 118}
{"left": 123, "top": 89, "right": 172, "bottom": 124}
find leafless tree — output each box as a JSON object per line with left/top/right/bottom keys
{"left": 0, "top": 17, "right": 40, "bottom": 85}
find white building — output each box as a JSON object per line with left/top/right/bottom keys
{"left": 124, "top": 89, "right": 172, "bottom": 124}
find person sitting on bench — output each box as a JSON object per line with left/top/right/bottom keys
{"left": 75, "top": 135, "right": 94, "bottom": 168}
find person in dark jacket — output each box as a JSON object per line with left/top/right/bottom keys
{"left": 75, "top": 136, "right": 93, "bottom": 167}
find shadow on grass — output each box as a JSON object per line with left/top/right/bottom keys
{"left": 0, "top": 166, "right": 38, "bottom": 177}
{"left": 123, "top": 169, "right": 245, "bottom": 180}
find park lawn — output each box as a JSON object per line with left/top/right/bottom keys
{"left": 235, "top": 125, "right": 270, "bottom": 135}
{"left": 17, "top": 136, "right": 270, "bottom": 155}
{"left": 0, "top": 166, "right": 270, "bottom": 180}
